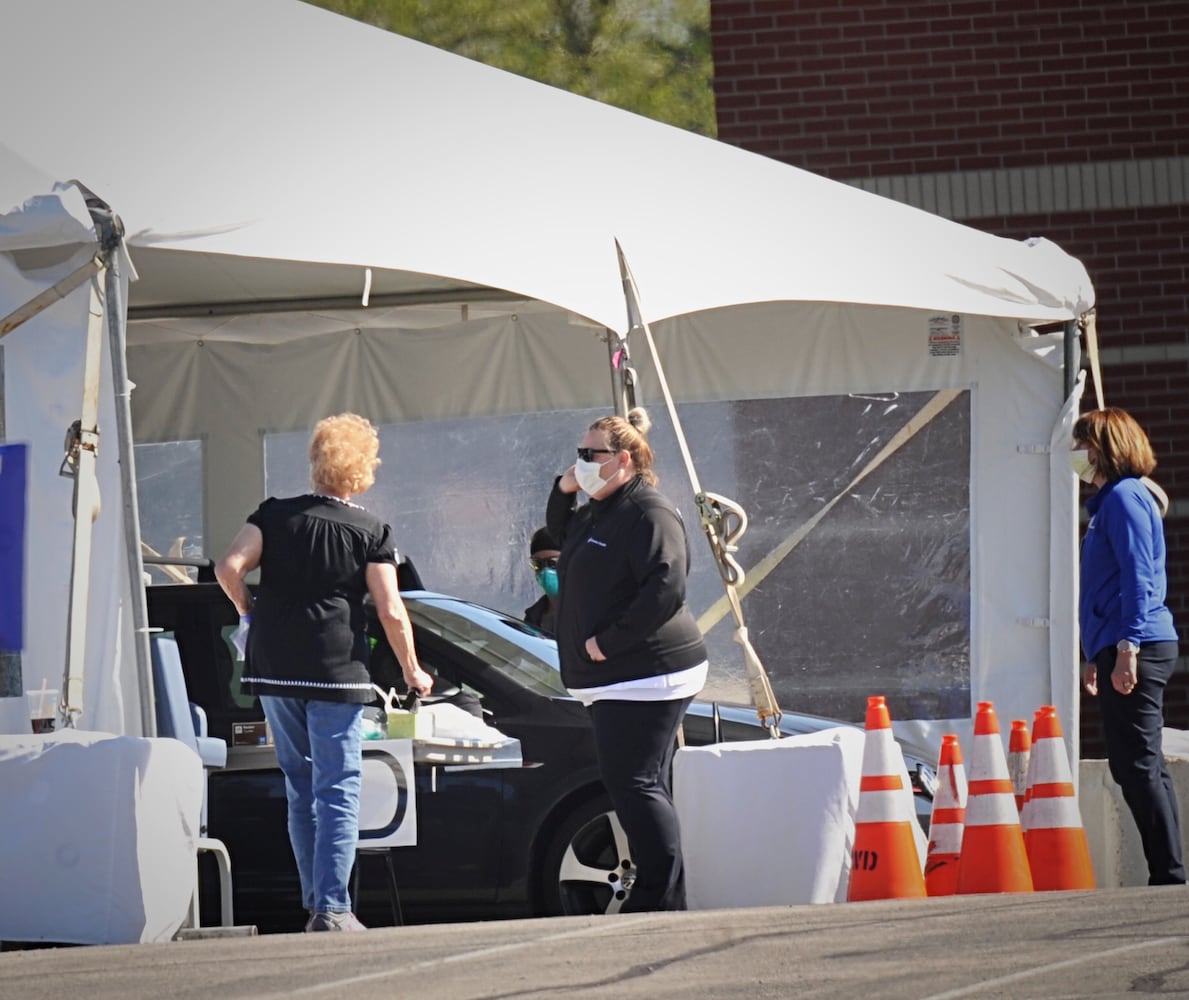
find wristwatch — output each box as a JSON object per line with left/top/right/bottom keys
{"left": 1117, "top": 639, "right": 1140, "bottom": 653}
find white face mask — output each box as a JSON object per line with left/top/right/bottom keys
{"left": 574, "top": 458, "right": 608, "bottom": 496}
{"left": 1069, "top": 449, "right": 1096, "bottom": 484}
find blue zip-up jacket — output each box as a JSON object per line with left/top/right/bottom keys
{"left": 1079, "top": 476, "right": 1177, "bottom": 660}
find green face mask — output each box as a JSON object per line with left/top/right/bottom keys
{"left": 535, "top": 566, "right": 559, "bottom": 598}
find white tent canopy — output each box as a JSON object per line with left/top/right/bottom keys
{"left": 1, "top": 0, "right": 1092, "bottom": 756}
{"left": 0, "top": 147, "right": 142, "bottom": 737}
{"left": 3, "top": 0, "right": 1091, "bottom": 327}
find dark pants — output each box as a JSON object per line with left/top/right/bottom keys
{"left": 1094, "top": 640, "right": 1186, "bottom": 885}
{"left": 588, "top": 696, "right": 694, "bottom": 912}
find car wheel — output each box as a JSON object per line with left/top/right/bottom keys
{"left": 539, "top": 794, "right": 634, "bottom": 916}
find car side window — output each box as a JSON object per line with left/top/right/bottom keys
{"left": 405, "top": 602, "right": 567, "bottom": 698}
{"left": 368, "top": 632, "right": 484, "bottom": 707}
{"left": 221, "top": 623, "right": 259, "bottom": 709}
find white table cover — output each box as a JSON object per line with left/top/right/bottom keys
{"left": 675, "top": 726, "right": 867, "bottom": 908}
{"left": 0, "top": 731, "right": 203, "bottom": 944}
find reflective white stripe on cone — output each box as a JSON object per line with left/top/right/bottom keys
{"left": 1025, "top": 705, "right": 1095, "bottom": 891}
{"left": 956, "top": 701, "right": 1033, "bottom": 894}
{"left": 1019, "top": 709, "right": 1043, "bottom": 836}
{"left": 848, "top": 696, "right": 926, "bottom": 901}
{"left": 925, "top": 734, "right": 966, "bottom": 897}
{"left": 1008, "top": 719, "right": 1031, "bottom": 814}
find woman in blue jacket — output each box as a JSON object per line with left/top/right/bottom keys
{"left": 1073, "top": 407, "right": 1184, "bottom": 885}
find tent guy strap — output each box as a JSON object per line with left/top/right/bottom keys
{"left": 615, "top": 240, "right": 782, "bottom": 735}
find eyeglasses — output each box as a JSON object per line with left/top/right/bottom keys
{"left": 576, "top": 447, "right": 616, "bottom": 462}
{"left": 530, "top": 556, "right": 559, "bottom": 572}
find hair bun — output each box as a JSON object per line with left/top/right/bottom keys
{"left": 627, "top": 406, "right": 651, "bottom": 435}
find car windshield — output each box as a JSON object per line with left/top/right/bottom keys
{"left": 404, "top": 593, "right": 568, "bottom": 698}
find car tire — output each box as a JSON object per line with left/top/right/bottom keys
{"left": 538, "top": 793, "right": 635, "bottom": 916}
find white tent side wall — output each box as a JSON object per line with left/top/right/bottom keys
{"left": 0, "top": 181, "right": 141, "bottom": 737}
{"left": 126, "top": 298, "right": 1079, "bottom": 758}
{"left": 0, "top": 0, "right": 1095, "bottom": 758}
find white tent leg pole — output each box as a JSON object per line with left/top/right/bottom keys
{"left": 1051, "top": 369, "right": 1086, "bottom": 789}
{"left": 60, "top": 271, "right": 106, "bottom": 724}
{"left": 103, "top": 251, "right": 156, "bottom": 736}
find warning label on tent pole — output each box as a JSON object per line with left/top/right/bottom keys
{"left": 928, "top": 314, "right": 962, "bottom": 357}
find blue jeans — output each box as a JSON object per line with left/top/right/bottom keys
{"left": 260, "top": 696, "right": 364, "bottom": 913}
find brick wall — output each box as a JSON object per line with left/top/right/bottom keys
{"left": 710, "top": 1, "right": 1189, "bottom": 748}
{"left": 711, "top": 0, "right": 1189, "bottom": 177}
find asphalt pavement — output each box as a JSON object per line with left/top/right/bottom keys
{"left": 2, "top": 887, "right": 1187, "bottom": 999}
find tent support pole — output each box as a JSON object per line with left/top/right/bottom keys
{"left": 101, "top": 223, "right": 155, "bottom": 737}
{"left": 1063, "top": 319, "right": 1078, "bottom": 402}
{"left": 605, "top": 329, "right": 636, "bottom": 418}
{"left": 60, "top": 270, "right": 106, "bottom": 723}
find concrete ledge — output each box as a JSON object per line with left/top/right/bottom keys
{"left": 1079, "top": 748, "right": 1189, "bottom": 887}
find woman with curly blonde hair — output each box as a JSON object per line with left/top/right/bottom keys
{"left": 308, "top": 412, "right": 382, "bottom": 497}
{"left": 217, "top": 413, "right": 433, "bottom": 931}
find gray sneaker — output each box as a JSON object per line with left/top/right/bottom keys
{"left": 307, "top": 911, "right": 367, "bottom": 932}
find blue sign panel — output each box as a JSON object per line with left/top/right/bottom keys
{"left": 0, "top": 443, "right": 28, "bottom": 651}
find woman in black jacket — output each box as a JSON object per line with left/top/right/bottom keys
{"left": 546, "top": 408, "right": 708, "bottom": 911}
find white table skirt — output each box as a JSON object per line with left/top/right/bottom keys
{"left": 675, "top": 726, "right": 867, "bottom": 908}
{"left": 0, "top": 731, "right": 203, "bottom": 944}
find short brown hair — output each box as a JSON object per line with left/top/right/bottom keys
{"left": 588, "top": 407, "right": 657, "bottom": 486}
{"left": 1072, "top": 407, "right": 1157, "bottom": 482}
{"left": 309, "top": 413, "right": 381, "bottom": 497}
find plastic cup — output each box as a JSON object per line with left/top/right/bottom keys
{"left": 26, "top": 688, "right": 57, "bottom": 734}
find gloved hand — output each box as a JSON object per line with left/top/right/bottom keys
{"left": 230, "top": 614, "right": 251, "bottom": 660}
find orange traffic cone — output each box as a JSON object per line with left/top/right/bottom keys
{"left": 924, "top": 734, "right": 967, "bottom": 896}
{"left": 1008, "top": 720, "right": 1031, "bottom": 813}
{"left": 956, "top": 701, "right": 1034, "bottom": 894}
{"left": 1019, "top": 708, "right": 1044, "bottom": 836}
{"left": 1025, "top": 706, "right": 1095, "bottom": 891}
{"left": 848, "top": 696, "right": 927, "bottom": 901}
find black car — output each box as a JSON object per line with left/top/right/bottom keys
{"left": 146, "top": 578, "right": 936, "bottom": 931}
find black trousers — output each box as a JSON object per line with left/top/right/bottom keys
{"left": 1094, "top": 640, "right": 1186, "bottom": 885}
{"left": 588, "top": 696, "right": 695, "bottom": 912}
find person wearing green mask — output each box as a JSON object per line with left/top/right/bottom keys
{"left": 524, "top": 526, "right": 560, "bottom": 636}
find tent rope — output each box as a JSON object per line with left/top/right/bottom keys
{"left": 614, "top": 240, "right": 782, "bottom": 736}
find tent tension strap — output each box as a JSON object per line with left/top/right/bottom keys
{"left": 613, "top": 240, "right": 782, "bottom": 736}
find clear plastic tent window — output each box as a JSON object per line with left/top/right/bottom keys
{"left": 250, "top": 390, "right": 971, "bottom": 725}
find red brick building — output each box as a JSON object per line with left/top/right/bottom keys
{"left": 709, "top": 1, "right": 1189, "bottom": 752}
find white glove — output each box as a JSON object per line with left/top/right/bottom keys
{"left": 230, "top": 614, "right": 251, "bottom": 660}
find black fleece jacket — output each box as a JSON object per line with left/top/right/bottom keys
{"left": 546, "top": 475, "right": 708, "bottom": 690}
